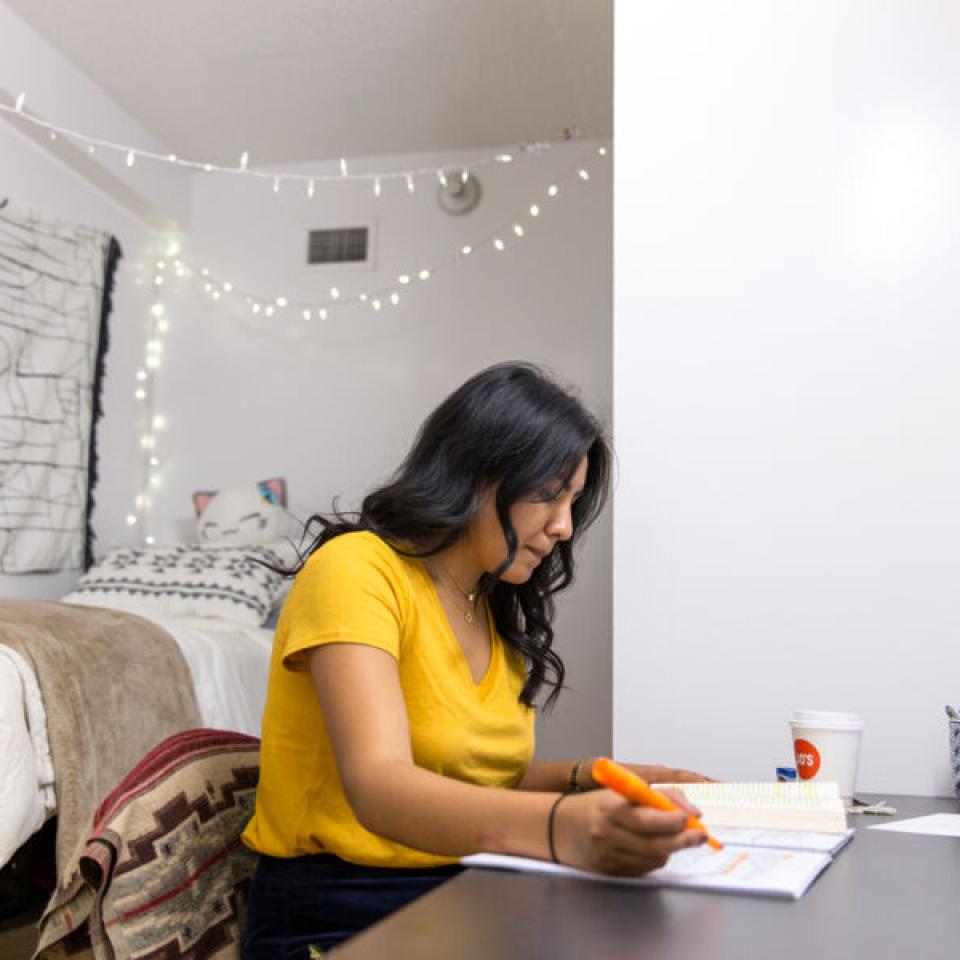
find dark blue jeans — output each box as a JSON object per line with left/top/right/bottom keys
{"left": 243, "top": 852, "right": 462, "bottom": 958}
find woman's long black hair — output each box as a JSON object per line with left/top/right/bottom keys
{"left": 292, "top": 362, "right": 611, "bottom": 710}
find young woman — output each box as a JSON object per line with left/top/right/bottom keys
{"left": 242, "top": 362, "right": 709, "bottom": 957}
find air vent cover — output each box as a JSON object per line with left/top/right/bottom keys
{"left": 307, "top": 227, "right": 368, "bottom": 265}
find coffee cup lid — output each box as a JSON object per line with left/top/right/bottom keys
{"left": 790, "top": 709, "right": 864, "bottom": 730}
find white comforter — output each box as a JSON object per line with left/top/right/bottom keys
{"left": 0, "top": 613, "right": 273, "bottom": 871}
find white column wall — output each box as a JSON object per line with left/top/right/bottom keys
{"left": 614, "top": 1, "right": 960, "bottom": 795}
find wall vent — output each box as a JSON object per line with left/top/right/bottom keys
{"left": 307, "top": 227, "right": 369, "bottom": 265}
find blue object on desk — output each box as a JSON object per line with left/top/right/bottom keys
{"left": 776, "top": 766, "right": 798, "bottom": 782}
{"left": 946, "top": 706, "right": 960, "bottom": 799}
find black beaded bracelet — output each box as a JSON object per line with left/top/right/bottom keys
{"left": 567, "top": 759, "right": 584, "bottom": 793}
{"left": 547, "top": 793, "right": 568, "bottom": 863}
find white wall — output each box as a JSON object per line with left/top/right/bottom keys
{"left": 0, "top": 1, "right": 189, "bottom": 598}
{"left": 615, "top": 1, "right": 960, "bottom": 795}
{"left": 137, "top": 140, "right": 613, "bottom": 758}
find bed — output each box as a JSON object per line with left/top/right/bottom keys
{"left": 0, "top": 539, "right": 284, "bottom": 891}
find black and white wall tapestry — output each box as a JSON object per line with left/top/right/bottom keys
{"left": 0, "top": 200, "right": 121, "bottom": 572}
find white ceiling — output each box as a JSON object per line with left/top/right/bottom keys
{"left": 6, "top": 0, "right": 613, "bottom": 166}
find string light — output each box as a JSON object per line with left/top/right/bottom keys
{"left": 115, "top": 141, "right": 608, "bottom": 536}
{"left": 406, "top": 174, "right": 415, "bottom": 194}
{"left": 134, "top": 144, "right": 609, "bottom": 332}
{"left": 125, "top": 249, "right": 176, "bottom": 541}
{"left": 0, "top": 96, "right": 562, "bottom": 196}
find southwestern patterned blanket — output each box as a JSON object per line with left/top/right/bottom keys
{"left": 35, "top": 728, "right": 260, "bottom": 960}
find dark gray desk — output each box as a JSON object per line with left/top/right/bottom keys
{"left": 334, "top": 795, "right": 960, "bottom": 959}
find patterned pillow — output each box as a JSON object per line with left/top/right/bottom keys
{"left": 62, "top": 543, "right": 288, "bottom": 627}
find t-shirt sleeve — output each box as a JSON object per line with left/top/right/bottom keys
{"left": 280, "top": 534, "right": 405, "bottom": 671}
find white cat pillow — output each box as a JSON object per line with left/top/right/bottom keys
{"left": 193, "top": 478, "right": 290, "bottom": 545}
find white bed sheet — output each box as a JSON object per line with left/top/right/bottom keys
{"left": 0, "top": 612, "right": 273, "bottom": 871}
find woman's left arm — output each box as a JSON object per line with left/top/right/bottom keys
{"left": 517, "top": 759, "right": 712, "bottom": 792}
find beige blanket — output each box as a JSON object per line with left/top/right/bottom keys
{"left": 0, "top": 599, "right": 201, "bottom": 883}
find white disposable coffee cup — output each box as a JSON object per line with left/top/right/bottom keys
{"left": 789, "top": 709, "right": 864, "bottom": 801}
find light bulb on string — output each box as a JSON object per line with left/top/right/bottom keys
{"left": 529, "top": 204, "right": 540, "bottom": 217}
{"left": 240, "top": 151, "right": 249, "bottom": 170}
{"left": 398, "top": 274, "right": 410, "bottom": 285}
{"left": 513, "top": 224, "right": 524, "bottom": 237}
{"left": 14, "top": 92, "right": 25, "bottom": 112}
{"left": 203, "top": 163, "right": 213, "bottom": 172}
{"left": 339, "top": 157, "right": 348, "bottom": 177}
{"left": 372, "top": 299, "right": 381, "bottom": 311}
{"left": 418, "top": 269, "right": 431, "bottom": 280}
{"left": 547, "top": 184, "right": 559, "bottom": 197}
{"left": 390, "top": 292, "right": 400, "bottom": 306}
{"left": 438, "top": 170, "right": 448, "bottom": 188}
{"left": 461, "top": 169, "right": 470, "bottom": 184}
{"left": 273, "top": 176, "right": 281, "bottom": 193}
{"left": 307, "top": 179, "right": 316, "bottom": 198}
{"left": 319, "top": 308, "right": 328, "bottom": 320}
{"left": 578, "top": 168, "right": 590, "bottom": 181}
{"left": 461, "top": 245, "right": 472, "bottom": 256}
{"left": 374, "top": 177, "right": 381, "bottom": 197}
{"left": 494, "top": 238, "right": 505, "bottom": 252}
{"left": 330, "top": 287, "right": 340, "bottom": 300}
{"left": 126, "top": 150, "right": 135, "bottom": 167}
{"left": 406, "top": 174, "right": 415, "bottom": 194}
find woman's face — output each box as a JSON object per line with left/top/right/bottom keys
{"left": 467, "top": 455, "right": 589, "bottom": 583}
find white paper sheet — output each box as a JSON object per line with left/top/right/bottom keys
{"left": 868, "top": 814, "right": 960, "bottom": 837}
{"left": 463, "top": 844, "right": 833, "bottom": 899}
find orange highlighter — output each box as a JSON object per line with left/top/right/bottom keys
{"left": 592, "top": 757, "right": 723, "bottom": 851}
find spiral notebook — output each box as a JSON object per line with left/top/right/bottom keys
{"left": 463, "top": 781, "right": 853, "bottom": 899}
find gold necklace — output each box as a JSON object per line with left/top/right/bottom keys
{"left": 430, "top": 562, "right": 480, "bottom": 623}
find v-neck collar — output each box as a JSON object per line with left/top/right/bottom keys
{"left": 415, "top": 559, "right": 500, "bottom": 696}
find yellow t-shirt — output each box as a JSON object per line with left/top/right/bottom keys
{"left": 242, "top": 530, "right": 536, "bottom": 867}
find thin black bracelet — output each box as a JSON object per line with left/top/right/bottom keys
{"left": 567, "top": 759, "right": 584, "bottom": 793}
{"left": 547, "top": 793, "right": 568, "bottom": 863}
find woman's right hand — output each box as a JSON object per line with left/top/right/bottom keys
{"left": 551, "top": 788, "right": 708, "bottom": 875}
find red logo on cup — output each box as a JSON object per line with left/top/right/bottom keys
{"left": 794, "top": 738, "right": 820, "bottom": 779}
